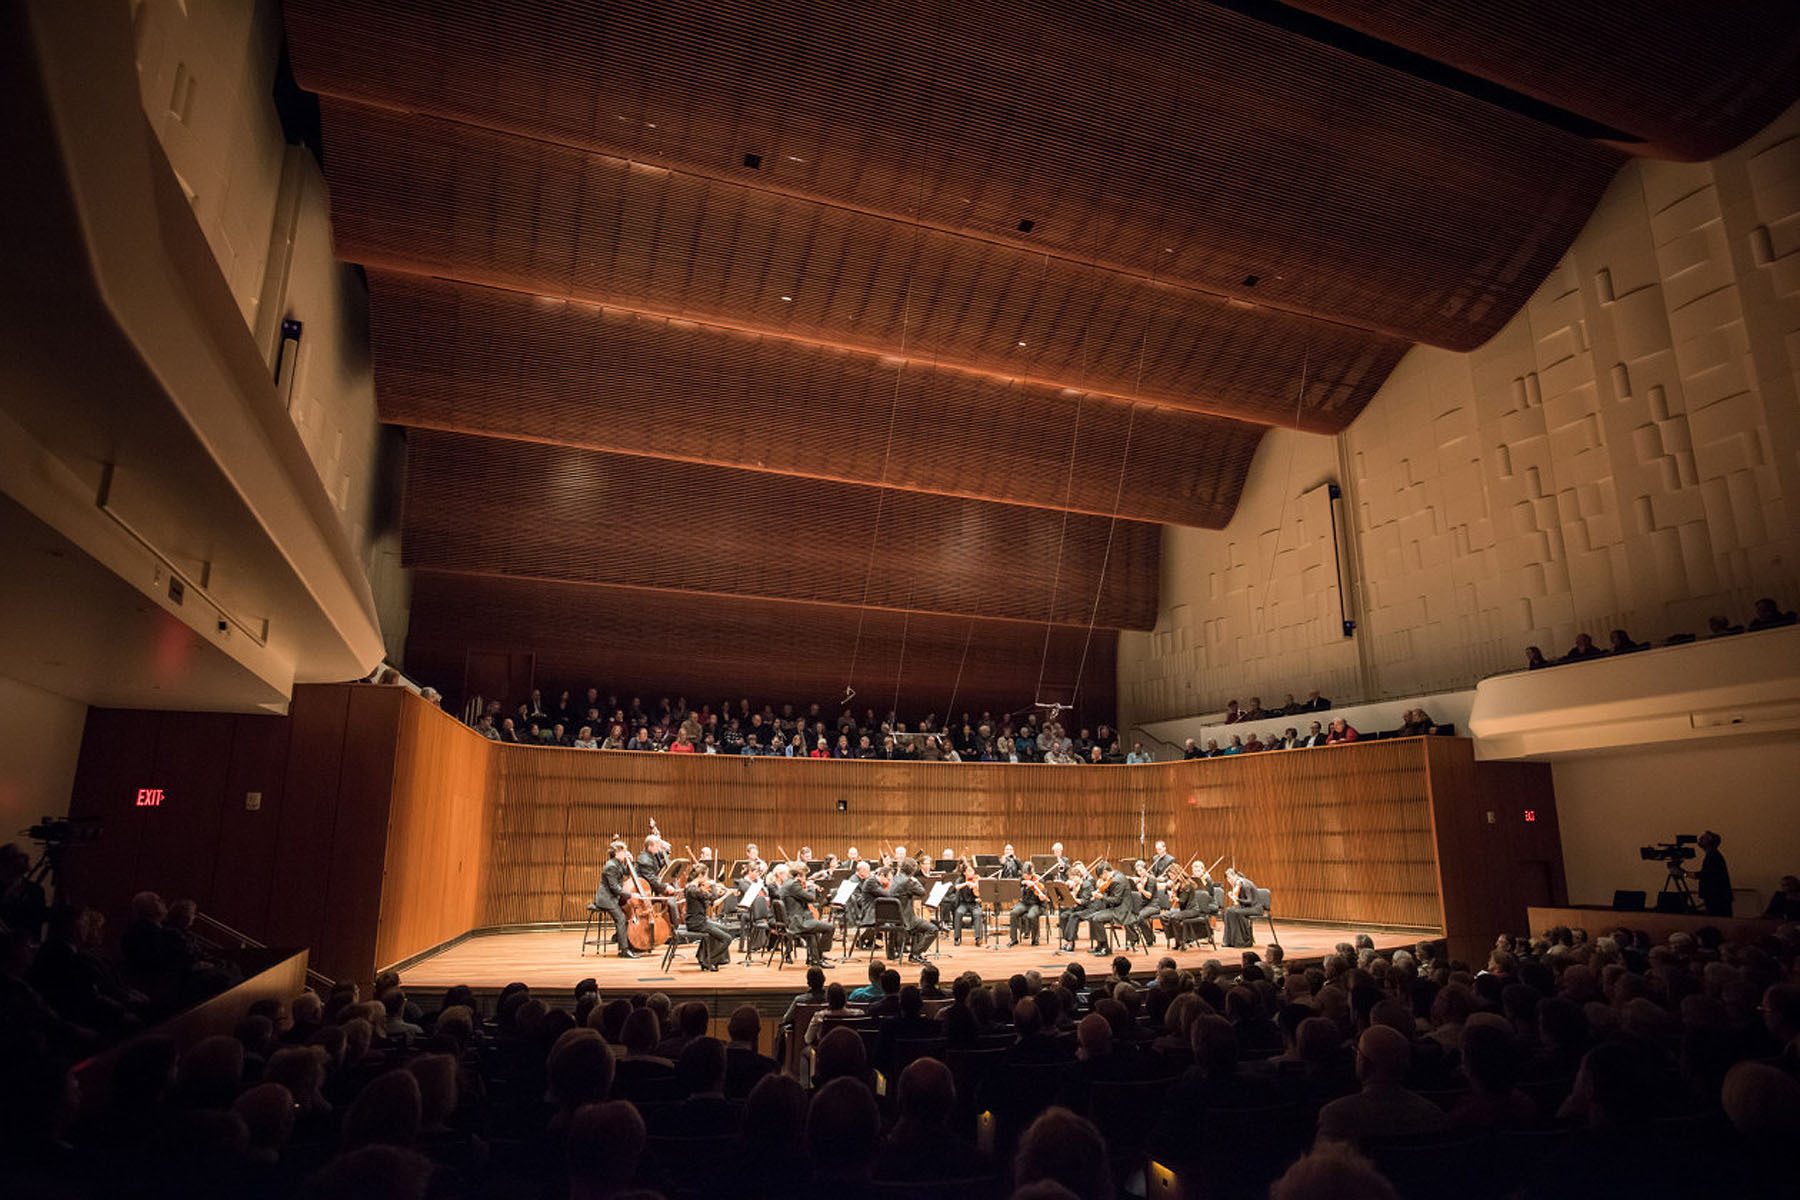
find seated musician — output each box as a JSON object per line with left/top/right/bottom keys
{"left": 891, "top": 859, "right": 937, "bottom": 964}
{"left": 943, "top": 861, "right": 987, "bottom": 947}
{"left": 1009, "top": 864, "right": 1047, "bottom": 947}
{"left": 1221, "top": 867, "right": 1262, "bottom": 948}
{"left": 637, "top": 834, "right": 675, "bottom": 894}
{"left": 781, "top": 862, "right": 836, "bottom": 968}
{"left": 682, "top": 865, "right": 732, "bottom": 972}
{"left": 1046, "top": 842, "right": 1071, "bottom": 881}
{"left": 1085, "top": 863, "right": 1132, "bottom": 957}
{"left": 1163, "top": 861, "right": 1220, "bottom": 950}
{"left": 1057, "top": 861, "right": 1100, "bottom": 953}
{"left": 1148, "top": 840, "right": 1176, "bottom": 877}
{"left": 1129, "top": 860, "right": 1170, "bottom": 949}
{"left": 852, "top": 860, "right": 887, "bottom": 951}
{"left": 731, "top": 861, "right": 771, "bottom": 953}
{"left": 592, "top": 841, "right": 642, "bottom": 958}
{"left": 998, "top": 845, "right": 1023, "bottom": 878}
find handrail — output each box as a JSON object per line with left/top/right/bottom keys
{"left": 194, "top": 911, "right": 335, "bottom": 991}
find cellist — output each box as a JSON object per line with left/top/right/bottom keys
{"left": 594, "top": 841, "right": 642, "bottom": 959}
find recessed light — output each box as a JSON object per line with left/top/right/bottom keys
{"left": 646, "top": 122, "right": 657, "bottom": 129}
{"left": 780, "top": 295, "right": 794, "bottom": 302}
{"left": 1016, "top": 340, "right": 1028, "bottom": 347}
{"left": 1017, "top": 219, "right": 1035, "bottom": 234}
{"left": 785, "top": 155, "right": 805, "bottom": 163}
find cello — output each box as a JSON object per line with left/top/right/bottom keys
{"left": 617, "top": 829, "right": 672, "bottom": 952}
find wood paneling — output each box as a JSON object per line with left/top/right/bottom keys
{"left": 403, "top": 570, "right": 1118, "bottom": 724}
{"left": 1283, "top": 1, "right": 1800, "bottom": 161}
{"left": 402, "top": 431, "right": 1160, "bottom": 629}
{"left": 286, "top": 0, "right": 1619, "bottom": 351}
{"left": 481, "top": 735, "right": 1450, "bottom": 930}
{"left": 376, "top": 698, "right": 494, "bottom": 967}
{"left": 366, "top": 270, "right": 1268, "bottom": 528}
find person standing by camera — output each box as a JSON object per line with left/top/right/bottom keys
{"left": 1695, "top": 830, "right": 1733, "bottom": 917}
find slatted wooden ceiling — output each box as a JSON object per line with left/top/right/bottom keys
{"left": 281, "top": 0, "right": 1790, "bottom": 712}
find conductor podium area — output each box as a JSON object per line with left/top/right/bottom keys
{"left": 64, "top": 685, "right": 1562, "bottom": 996}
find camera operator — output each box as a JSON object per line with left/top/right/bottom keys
{"left": 1694, "top": 830, "right": 1733, "bottom": 917}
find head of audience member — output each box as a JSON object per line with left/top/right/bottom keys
{"left": 1269, "top": 1143, "right": 1399, "bottom": 1200}
{"left": 676, "top": 1037, "right": 728, "bottom": 1097}
{"left": 549, "top": 1029, "right": 615, "bottom": 1112}
{"left": 1076, "top": 1012, "right": 1113, "bottom": 1061}
{"left": 806, "top": 1077, "right": 880, "bottom": 1183}
{"left": 566, "top": 1100, "right": 646, "bottom": 1200}
{"left": 341, "top": 1068, "right": 422, "bottom": 1150}
{"left": 813, "top": 1024, "right": 869, "bottom": 1088}
{"left": 619, "top": 1008, "right": 661, "bottom": 1057}
{"left": 1354, "top": 1024, "right": 1411, "bottom": 1090}
{"left": 1013, "top": 1107, "right": 1114, "bottom": 1200}
{"left": 739, "top": 1072, "right": 808, "bottom": 1159}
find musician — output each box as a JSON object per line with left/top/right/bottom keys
{"left": 889, "top": 858, "right": 937, "bottom": 963}
{"left": 1045, "top": 842, "right": 1071, "bottom": 882}
{"left": 742, "top": 843, "right": 768, "bottom": 876}
{"left": 998, "top": 844, "right": 1023, "bottom": 879}
{"left": 781, "top": 864, "right": 836, "bottom": 967}
{"left": 799, "top": 845, "right": 815, "bottom": 865}
{"left": 1221, "top": 867, "right": 1261, "bottom": 948}
{"left": 821, "top": 852, "right": 841, "bottom": 873}
{"left": 593, "top": 841, "right": 643, "bottom": 959}
{"left": 856, "top": 861, "right": 890, "bottom": 951}
{"left": 683, "top": 865, "right": 732, "bottom": 971}
{"left": 731, "top": 861, "right": 771, "bottom": 953}
{"left": 1085, "top": 863, "right": 1132, "bottom": 956}
{"left": 1148, "top": 841, "right": 1176, "bottom": 877}
{"left": 638, "top": 834, "right": 674, "bottom": 895}
{"left": 1057, "top": 861, "right": 1099, "bottom": 952}
{"left": 1163, "top": 861, "right": 1220, "bottom": 950}
{"left": 1129, "top": 860, "right": 1170, "bottom": 948}
{"left": 942, "top": 861, "right": 987, "bottom": 947}
{"left": 1009, "top": 864, "right": 1047, "bottom": 946}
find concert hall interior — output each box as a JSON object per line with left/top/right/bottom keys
{"left": 3, "top": 2, "right": 1800, "bottom": 1198}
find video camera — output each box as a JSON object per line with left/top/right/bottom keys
{"left": 1639, "top": 834, "right": 1698, "bottom": 864}
{"left": 25, "top": 816, "right": 103, "bottom": 848}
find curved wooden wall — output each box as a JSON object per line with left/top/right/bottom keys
{"left": 480, "top": 735, "right": 1448, "bottom": 930}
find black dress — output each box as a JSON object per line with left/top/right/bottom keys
{"left": 1222, "top": 878, "right": 1258, "bottom": 947}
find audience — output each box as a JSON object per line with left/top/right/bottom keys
{"left": 1520, "top": 597, "right": 1797, "bottom": 673}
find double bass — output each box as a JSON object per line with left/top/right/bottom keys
{"left": 618, "top": 826, "right": 672, "bottom": 951}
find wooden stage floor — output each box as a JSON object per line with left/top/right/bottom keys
{"left": 396, "top": 922, "right": 1428, "bottom": 1001}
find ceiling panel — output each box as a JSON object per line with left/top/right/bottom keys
{"left": 405, "top": 569, "right": 1118, "bottom": 726}
{"left": 367, "top": 270, "right": 1265, "bottom": 528}
{"left": 325, "top": 99, "right": 1405, "bottom": 431}
{"left": 402, "top": 431, "right": 1160, "bottom": 629}
{"left": 285, "top": 0, "right": 1621, "bottom": 350}
{"left": 1282, "top": 1, "right": 1800, "bottom": 161}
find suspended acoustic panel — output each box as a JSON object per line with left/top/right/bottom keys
{"left": 285, "top": 0, "right": 1621, "bottom": 350}
{"left": 324, "top": 98, "right": 1404, "bottom": 429}
{"left": 1283, "top": 0, "right": 1800, "bottom": 162}
{"left": 405, "top": 569, "right": 1118, "bottom": 724}
{"left": 367, "top": 270, "right": 1263, "bottom": 528}
{"left": 402, "top": 431, "right": 1160, "bottom": 629}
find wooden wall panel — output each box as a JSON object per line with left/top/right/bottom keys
{"left": 265, "top": 686, "right": 353, "bottom": 954}
{"left": 376, "top": 699, "right": 494, "bottom": 967}
{"left": 402, "top": 431, "right": 1160, "bottom": 630}
{"left": 208, "top": 714, "right": 292, "bottom": 937}
{"left": 480, "top": 735, "right": 1446, "bottom": 930}
{"left": 315, "top": 687, "right": 406, "bottom": 985}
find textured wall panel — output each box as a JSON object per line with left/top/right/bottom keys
{"left": 285, "top": 0, "right": 1619, "bottom": 351}
{"left": 1122, "top": 106, "right": 1800, "bottom": 726}
{"left": 404, "top": 570, "right": 1119, "bottom": 724}
{"left": 1285, "top": 0, "right": 1800, "bottom": 161}
{"left": 368, "top": 270, "right": 1263, "bottom": 528}
{"left": 326, "top": 99, "right": 1402, "bottom": 430}
{"left": 403, "top": 431, "right": 1160, "bottom": 629}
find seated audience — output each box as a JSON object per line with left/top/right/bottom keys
{"left": 1748, "top": 596, "right": 1798, "bottom": 630}
{"left": 1315, "top": 1025, "right": 1449, "bottom": 1145}
{"left": 1326, "top": 718, "right": 1359, "bottom": 744}
{"left": 1562, "top": 632, "right": 1606, "bottom": 661}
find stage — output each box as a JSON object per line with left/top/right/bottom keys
{"left": 393, "top": 921, "right": 1429, "bottom": 1010}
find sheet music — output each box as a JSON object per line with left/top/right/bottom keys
{"left": 831, "top": 878, "right": 858, "bottom": 906}
{"left": 740, "top": 880, "right": 765, "bottom": 908}
{"left": 926, "top": 880, "right": 951, "bottom": 909}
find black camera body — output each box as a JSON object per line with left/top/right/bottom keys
{"left": 1639, "top": 834, "right": 1698, "bottom": 863}
{"left": 25, "top": 816, "right": 102, "bottom": 847}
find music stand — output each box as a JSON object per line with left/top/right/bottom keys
{"left": 727, "top": 859, "right": 749, "bottom": 881}
{"left": 925, "top": 880, "right": 951, "bottom": 911}
{"left": 831, "top": 878, "right": 858, "bottom": 907}
{"left": 985, "top": 877, "right": 1021, "bottom": 928}
{"left": 1030, "top": 854, "right": 1058, "bottom": 875}
{"left": 973, "top": 853, "right": 1000, "bottom": 875}
{"left": 1045, "top": 879, "right": 1077, "bottom": 910}
{"left": 659, "top": 857, "right": 691, "bottom": 886}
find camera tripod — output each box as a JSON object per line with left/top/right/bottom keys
{"left": 1658, "top": 861, "right": 1698, "bottom": 913}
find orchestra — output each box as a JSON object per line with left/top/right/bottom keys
{"left": 589, "top": 825, "right": 1273, "bottom": 971}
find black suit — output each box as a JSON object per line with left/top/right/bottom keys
{"left": 1088, "top": 876, "right": 1131, "bottom": 944}
{"left": 1060, "top": 876, "right": 1099, "bottom": 946}
{"left": 683, "top": 882, "right": 732, "bottom": 967}
{"left": 638, "top": 850, "right": 673, "bottom": 894}
{"left": 1148, "top": 853, "right": 1176, "bottom": 877}
{"left": 1010, "top": 879, "right": 1046, "bottom": 945}
{"left": 1044, "top": 856, "right": 1071, "bottom": 882}
{"left": 782, "top": 879, "right": 834, "bottom": 962}
{"left": 594, "top": 858, "right": 635, "bottom": 952}
{"left": 1163, "top": 882, "right": 1219, "bottom": 948}
{"left": 943, "top": 879, "right": 986, "bottom": 945}
{"left": 891, "top": 873, "right": 937, "bottom": 957}
{"left": 998, "top": 855, "right": 1023, "bottom": 879}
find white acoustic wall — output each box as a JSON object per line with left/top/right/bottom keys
{"left": 1123, "top": 101, "right": 1800, "bottom": 734}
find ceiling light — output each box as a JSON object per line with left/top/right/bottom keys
{"left": 1017, "top": 340, "right": 1027, "bottom": 347}
{"left": 780, "top": 295, "right": 794, "bottom": 302}
{"left": 785, "top": 155, "right": 805, "bottom": 163}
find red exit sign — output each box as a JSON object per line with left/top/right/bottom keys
{"left": 135, "top": 788, "right": 165, "bottom": 808}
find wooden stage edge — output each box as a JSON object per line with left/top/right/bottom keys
{"left": 392, "top": 922, "right": 1432, "bottom": 1002}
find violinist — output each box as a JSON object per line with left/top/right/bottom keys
{"left": 943, "top": 860, "right": 987, "bottom": 947}
{"left": 1148, "top": 840, "right": 1176, "bottom": 877}
{"left": 1130, "top": 859, "right": 1170, "bottom": 948}
{"left": 856, "top": 860, "right": 891, "bottom": 953}
{"left": 891, "top": 858, "right": 937, "bottom": 964}
{"left": 1045, "top": 842, "right": 1071, "bottom": 882}
{"left": 732, "top": 860, "right": 771, "bottom": 953}
{"left": 638, "top": 833, "right": 674, "bottom": 895}
{"left": 1164, "top": 861, "right": 1220, "bottom": 950}
{"left": 1221, "top": 867, "right": 1261, "bottom": 948}
{"left": 798, "top": 845, "right": 816, "bottom": 865}
{"left": 781, "top": 862, "right": 836, "bottom": 967}
{"left": 1085, "top": 862, "right": 1131, "bottom": 956}
{"left": 683, "top": 864, "right": 732, "bottom": 971}
{"left": 1009, "top": 864, "right": 1048, "bottom": 946}
{"left": 594, "top": 841, "right": 642, "bottom": 959}
{"left": 998, "top": 844, "right": 1024, "bottom": 879}
{"left": 1056, "top": 861, "right": 1098, "bottom": 953}
{"left": 742, "top": 843, "right": 768, "bottom": 877}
